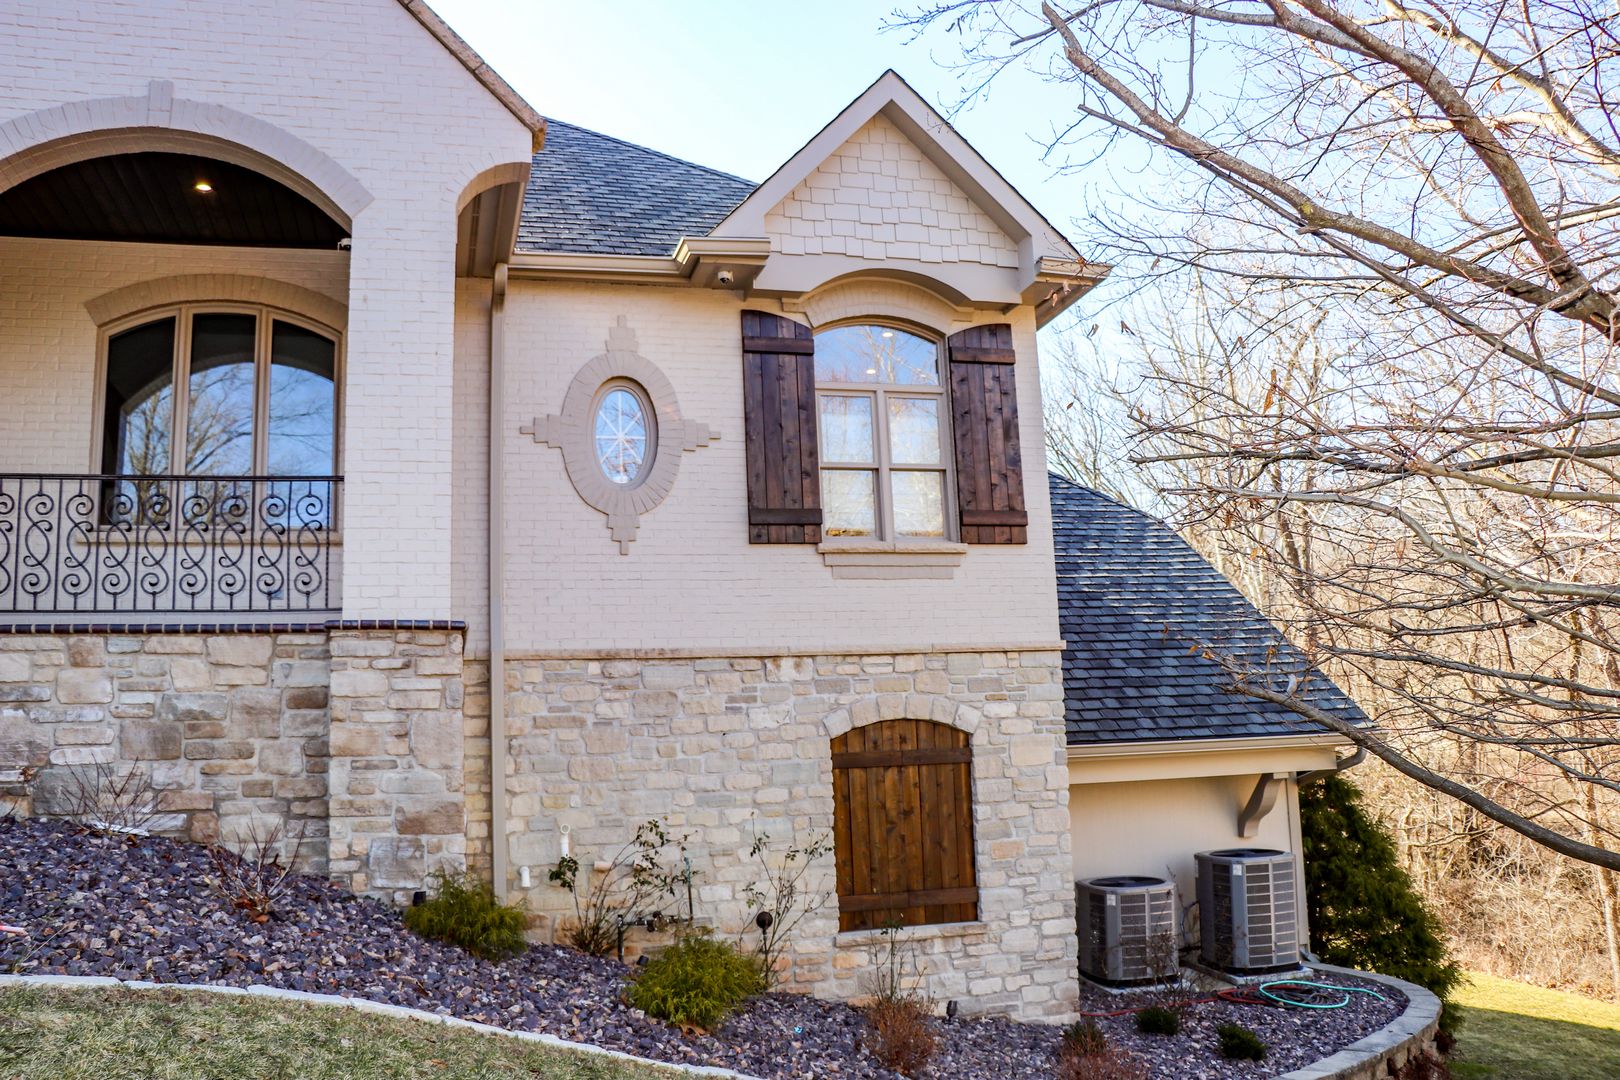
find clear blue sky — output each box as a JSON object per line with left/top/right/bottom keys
{"left": 429, "top": 0, "right": 1138, "bottom": 297}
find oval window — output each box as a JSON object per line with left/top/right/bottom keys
{"left": 593, "top": 383, "right": 654, "bottom": 485}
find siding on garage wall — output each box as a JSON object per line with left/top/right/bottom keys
{"left": 490, "top": 280, "right": 1061, "bottom": 654}
{"left": 1068, "top": 774, "right": 1309, "bottom": 942}
{"left": 0, "top": 237, "right": 349, "bottom": 473}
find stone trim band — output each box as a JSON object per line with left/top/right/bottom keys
{"left": 0, "top": 619, "right": 467, "bottom": 635}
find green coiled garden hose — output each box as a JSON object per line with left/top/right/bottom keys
{"left": 1255, "top": 979, "right": 1388, "bottom": 1010}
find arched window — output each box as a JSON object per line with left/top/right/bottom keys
{"left": 99, "top": 304, "right": 340, "bottom": 479}
{"left": 813, "top": 323, "right": 951, "bottom": 540}
{"left": 831, "top": 718, "right": 978, "bottom": 931}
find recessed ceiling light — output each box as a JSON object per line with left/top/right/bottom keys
{"left": 866, "top": 368, "right": 878, "bottom": 375}
{"left": 880, "top": 330, "right": 894, "bottom": 338}
{"left": 193, "top": 180, "right": 213, "bottom": 193}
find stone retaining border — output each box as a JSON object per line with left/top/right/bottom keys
{"left": 1279, "top": 963, "right": 1442, "bottom": 1080}
{"left": 0, "top": 965, "right": 1440, "bottom": 1080}
{"left": 0, "top": 973, "right": 763, "bottom": 1080}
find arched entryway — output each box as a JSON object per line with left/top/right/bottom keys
{"left": 0, "top": 122, "right": 355, "bottom": 617}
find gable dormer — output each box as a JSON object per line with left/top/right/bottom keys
{"left": 710, "top": 71, "right": 1103, "bottom": 323}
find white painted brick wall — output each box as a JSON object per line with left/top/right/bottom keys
{"left": 764, "top": 115, "right": 1020, "bottom": 269}
{"left": 0, "top": 0, "right": 535, "bottom": 620}
{"left": 480, "top": 281, "right": 1061, "bottom": 654}
{"left": 0, "top": 239, "right": 349, "bottom": 473}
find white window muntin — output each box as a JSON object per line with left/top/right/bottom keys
{"left": 815, "top": 322, "right": 953, "bottom": 541}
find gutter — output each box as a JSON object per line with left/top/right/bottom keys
{"left": 489, "top": 263, "right": 510, "bottom": 900}
{"left": 1066, "top": 732, "right": 1348, "bottom": 761}
{"left": 1297, "top": 745, "right": 1367, "bottom": 784}
{"left": 508, "top": 238, "right": 770, "bottom": 289}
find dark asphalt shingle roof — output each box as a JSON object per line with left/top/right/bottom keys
{"left": 1051, "top": 474, "right": 1367, "bottom": 745}
{"left": 519, "top": 119, "right": 756, "bottom": 256}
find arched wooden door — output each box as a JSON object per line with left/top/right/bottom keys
{"left": 831, "top": 718, "right": 978, "bottom": 931}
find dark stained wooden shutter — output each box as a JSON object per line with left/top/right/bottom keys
{"left": 947, "top": 324, "right": 1028, "bottom": 544}
{"left": 741, "top": 311, "right": 821, "bottom": 543}
{"left": 831, "top": 719, "right": 978, "bottom": 932}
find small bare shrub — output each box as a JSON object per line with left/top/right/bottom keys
{"left": 549, "top": 819, "right": 698, "bottom": 957}
{"left": 739, "top": 825, "right": 832, "bottom": 988}
{"left": 862, "top": 923, "right": 938, "bottom": 1077}
{"left": 1054, "top": 1046, "right": 1150, "bottom": 1080}
{"left": 1393, "top": 1050, "right": 1453, "bottom": 1080}
{"left": 207, "top": 819, "right": 306, "bottom": 921}
{"left": 865, "top": 996, "right": 938, "bottom": 1077}
{"left": 1054, "top": 1022, "right": 1148, "bottom": 1080}
{"left": 66, "top": 760, "right": 159, "bottom": 836}
{"left": 1061, "top": 1020, "right": 1108, "bottom": 1056}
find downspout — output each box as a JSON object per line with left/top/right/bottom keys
{"left": 489, "top": 262, "right": 510, "bottom": 901}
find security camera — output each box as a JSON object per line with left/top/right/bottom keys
{"left": 336, "top": 237, "right": 352, "bottom": 251}
{"left": 716, "top": 269, "right": 735, "bottom": 286}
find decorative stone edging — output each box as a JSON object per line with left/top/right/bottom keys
{"left": 1278, "top": 964, "right": 1441, "bottom": 1080}
{"left": 0, "top": 973, "right": 763, "bottom": 1080}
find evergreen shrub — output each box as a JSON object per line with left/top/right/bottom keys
{"left": 402, "top": 870, "right": 528, "bottom": 961}
{"left": 625, "top": 930, "right": 765, "bottom": 1030}
{"left": 1135, "top": 1005, "right": 1180, "bottom": 1035}
{"left": 1300, "top": 774, "right": 1463, "bottom": 1032}
{"left": 1216, "top": 1023, "right": 1266, "bottom": 1061}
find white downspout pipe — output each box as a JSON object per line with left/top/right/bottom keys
{"left": 489, "top": 262, "right": 510, "bottom": 900}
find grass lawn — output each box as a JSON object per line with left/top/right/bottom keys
{"left": 1449, "top": 972, "right": 1620, "bottom": 1080}
{"left": 0, "top": 986, "right": 683, "bottom": 1080}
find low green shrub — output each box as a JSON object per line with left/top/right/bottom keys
{"left": 402, "top": 870, "right": 528, "bottom": 961}
{"left": 1061, "top": 1020, "right": 1109, "bottom": 1055}
{"left": 1134, "top": 1005, "right": 1180, "bottom": 1035}
{"left": 1216, "top": 1023, "right": 1267, "bottom": 1061}
{"left": 625, "top": 931, "right": 765, "bottom": 1030}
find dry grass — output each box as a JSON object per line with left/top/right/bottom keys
{"left": 1448, "top": 973, "right": 1620, "bottom": 1080}
{"left": 0, "top": 986, "right": 681, "bottom": 1080}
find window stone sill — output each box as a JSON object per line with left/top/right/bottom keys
{"left": 834, "top": 921, "right": 989, "bottom": 948}
{"left": 818, "top": 541, "right": 968, "bottom": 580}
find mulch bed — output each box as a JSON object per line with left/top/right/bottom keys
{"left": 0, "top": 816, "right": 1404, "bottom": 1078}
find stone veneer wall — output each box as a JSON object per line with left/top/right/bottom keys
{"left": 496, "top": 649, "right": 1078, "bottom": 1022}
{"left": 1, "top": 625, "right": 466, "bottom": 900}
{"left": 325, "top": 627, "right": 467, "bottom": 902}
{"left": 0, "top": 632, "right": 331, "bottom": 870}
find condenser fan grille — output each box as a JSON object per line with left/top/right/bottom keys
{"left": 1076, "top": 876, "right": 1179, "bottom": 985}
{"left": 1195, "top": 849, "right": 1300, "bottom": 975}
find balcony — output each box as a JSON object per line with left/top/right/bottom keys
{"left": 0, "top": 474, "right": 341, "bottom": 617}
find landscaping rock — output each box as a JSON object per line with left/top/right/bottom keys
{"left": 0, "top": 816, "right": 1404, "bottom": 1079}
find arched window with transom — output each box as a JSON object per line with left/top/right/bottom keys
{"left": 812, "top": 323, "right": 952, "bottom": 541}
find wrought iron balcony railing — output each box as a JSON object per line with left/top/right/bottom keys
{"left": 0, "top": 474, "right": 341, "bottom": 615}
